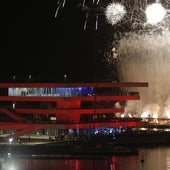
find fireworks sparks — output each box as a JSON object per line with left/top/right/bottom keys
{"left": 105, "top": 3, "right": 126, "bottom": 25}
{"left": 115, "top": 31, "right": 170, "bottom": 119}
{"left": 145, "top": 3, "right": 166, "bottom": 25}
{"left": 54, "top": 0, "right": 170, "bottom": 31}
{"left": 103, "top": 1, "right": 170, "bottom": 120}
{"left": 53, "top": 0, "right": 170, "bottom": 120}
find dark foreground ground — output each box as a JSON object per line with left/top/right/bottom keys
{"left": 0, "top": 139, "right": 139, "bottom": 158}
{"left": 1, "top": 131, "right": 170, "bottom": 158}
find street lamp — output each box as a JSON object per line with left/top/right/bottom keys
{"left": 64, "top": 74, "right": 67, "bottom": 82}
{"left": 9, "top": 138, "right": 13, "bottom": 144}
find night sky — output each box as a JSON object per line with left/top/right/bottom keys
{"left": 1, "top": 0, "right": 114, "bottom": 82}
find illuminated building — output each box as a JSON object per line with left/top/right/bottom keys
{"left": 0, "top": 82, "right": 148, "bottom": 139}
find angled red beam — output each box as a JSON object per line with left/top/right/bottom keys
{"left": 0, "top": 108, "right": 26, "bottom": 121}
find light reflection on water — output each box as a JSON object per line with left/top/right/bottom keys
{"left": 6, "top": 158, "right": 111, "bottom": 170}
{"left": 2, "top": 147, "right": 170, "bottom": 170}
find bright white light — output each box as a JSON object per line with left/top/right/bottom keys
{"left": 153, "top": 113, "right": 158, "bottom": 119}
{"left": 141, "top": 111, "right": 149, "bottom": 118}
{"left": 165, "top": 110, "right": 170, "bottom": 119}
{"left": 128, "top": 114, "right": 132, "bottom": 117}
{"left": 105, "top": 3, "right": 126, "bottom": 25}
{"left": 9, "top": 138, "right": 13, "bottom": 143}
{"left": 145, "top": 3, "right": 166, "bottom": 24}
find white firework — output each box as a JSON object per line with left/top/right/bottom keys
{"left": 105, "top": 2, "right": 126, "bottom": 26}
{"left": 116, "top": 31, "right": 170, "bottom": 118}
{"left": 145, "top": 3, "right": 166, "bottom": 25}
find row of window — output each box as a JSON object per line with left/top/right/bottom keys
{"left": 8, "top": 87, "right": 94, "bottom": 97}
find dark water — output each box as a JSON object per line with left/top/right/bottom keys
{"left": 2, "top": 146, "right": 170, "bottom": 170}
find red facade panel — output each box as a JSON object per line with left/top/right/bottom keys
{"left": 57, "top": 100, "right": 81, "bottom": 109}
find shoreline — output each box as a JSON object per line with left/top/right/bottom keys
{"left": 0, "top": 140, "right": 139, "bottom": 157}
